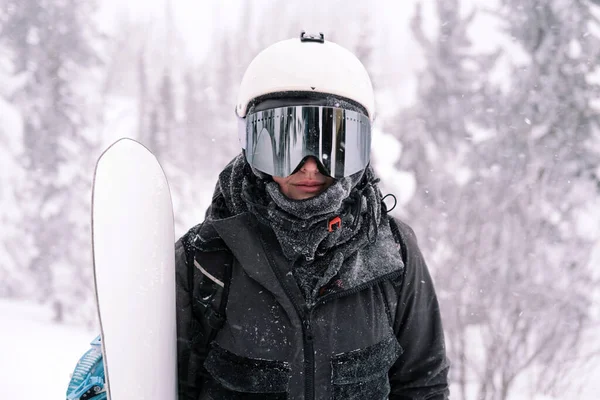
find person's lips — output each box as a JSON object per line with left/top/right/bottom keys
{"left": 293, "top": 180, "right": 326, "bottom": 193}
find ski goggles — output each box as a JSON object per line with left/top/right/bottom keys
{"left": 239, "top": 105, "right": 371, "bottom": 178}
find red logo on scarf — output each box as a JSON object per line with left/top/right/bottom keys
{"left": 328, "top": 216, "right": 342, "bottom": 232}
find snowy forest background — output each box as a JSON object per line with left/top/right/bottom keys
{"left": 1, "top": 0, "right": 600, "bottom": 399}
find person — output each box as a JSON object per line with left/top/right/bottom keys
{"left": 175, "top": 32, "right": 450, "bottom": 400}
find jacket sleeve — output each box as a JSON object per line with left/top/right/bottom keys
{"left": 388, "top": 220, "right": 450, "bottom": 400}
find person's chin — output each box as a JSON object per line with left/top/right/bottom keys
{"left": 288, "top": 192, "right": 315, "bottom": 201}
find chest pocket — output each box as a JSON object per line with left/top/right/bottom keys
{"left": 330, "top": 336, "right": 403, "bottom": 400}
{"left": 204, "top": 342, "right": 291, "bottom": 400}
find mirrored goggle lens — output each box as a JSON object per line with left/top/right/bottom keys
{"left": 244, "top": 106, "right": 371, "bottom": 178}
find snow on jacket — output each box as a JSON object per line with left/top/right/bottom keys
{"left": 175, "top": 212, "right": 449, "bottom": 400}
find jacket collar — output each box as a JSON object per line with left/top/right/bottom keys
{"left": 211, "top": 212, "right": 404, "bottom": 305}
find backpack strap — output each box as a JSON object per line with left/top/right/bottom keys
{"left": 193, "top": 247, "right": 233, "bottom": 342}
{"left": 182, "top": 228, "right": 234, "bottom": 345}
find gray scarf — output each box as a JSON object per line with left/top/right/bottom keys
{"left": 202, "top": 154, "right": 384, "bottom": 303}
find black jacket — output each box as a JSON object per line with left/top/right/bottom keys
{"left": 176, "top": 212, "right": 449, "bottom": 400}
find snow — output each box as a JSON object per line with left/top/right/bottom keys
{"left": 371, "top": 127, "right": 416, "bottom": 206}
{"left": 575, "top": 199, "right": 600, "bottom": 240}
{"left": 96, "top": 0, "right": 218, "bottom": 63}
{"left": 0, "top": 97, "right": 23, "bottom": 155}
{"left": 0, "top": 80, "right": 25, "bottom": 285}
{"left": 100, "top": 95, "right": 139, "bottom": 147}
{"left": 465, "top": 119, "right": 497, "bottom": 144}
{"left": 464, "top": 3, "right": 532, "bottom": 95}
{"left": 0, "top": 299, "right": 95, "bottom": 399}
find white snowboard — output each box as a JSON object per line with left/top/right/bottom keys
{"left": 92, "top": 138, "right": 178, "bottom": 400}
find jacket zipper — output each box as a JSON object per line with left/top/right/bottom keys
{"left": 261, "top": 238, "right": 316, "bottom": 400}
{"left": 274, "top": 269, "right": 403, "bottom": 400}
{"left": 269, "top": 266, "right": 315, "bottom": 400}
{"left": 303, "top": 307, "right": 315, "bottom": 400}
{"left": 261, "top": 232, "right": 404, "bottom": 400}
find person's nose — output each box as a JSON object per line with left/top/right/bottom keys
{"left": 301, "top": 157, "right": 319, "bottom": 174}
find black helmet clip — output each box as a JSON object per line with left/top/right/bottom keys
{"left": 300, "top": 31, "right": 325, "bottom": 43}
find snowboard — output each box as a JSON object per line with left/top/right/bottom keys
{"left": 91, "top": 138, "right": 178, "bottom": 400}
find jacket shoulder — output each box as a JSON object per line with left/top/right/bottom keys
{"left": 388, "top": 217, "right": 421, "bottom": 261}
{"left": 389, "top": 217, "right": 418, "bottom": 242}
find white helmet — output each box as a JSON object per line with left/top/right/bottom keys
{"left": 236, "top": 32, "right": 375, "bottom": 121}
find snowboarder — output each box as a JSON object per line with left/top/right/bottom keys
{"left": 67, "top": 31, "right": 450, "bottom": 400}
{"left": 176, "top": 32, "right": 450, "bottom": 399}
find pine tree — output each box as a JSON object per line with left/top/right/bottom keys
{"left": 470, "top": 1, "right": 600, "bottom": 398}
{"left": 0, "top": 0, "right": 101, "bottom": 322}
{"left": 402, "top": 1, "right": 600, "bottom": 398}
{"left": 0, "top": 70, "right": 28, "bottom": 298}
{"left": 399, "top": 3, "right": 498, "bottom": 396}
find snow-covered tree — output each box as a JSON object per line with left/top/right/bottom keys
{"left": 399, "top": 1, "right": 600, "bottom": 399}
{"left": 0, "top": 0, "right": 101, "bottom": 322}
{"left": 468, "top": 1, "right": 600, "bottom": 398}
{"left": 0, "top": 61, "right": 28, "bottom": 297}
{"left": 393, "top": 2, "right": 498, "bottom": 396}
